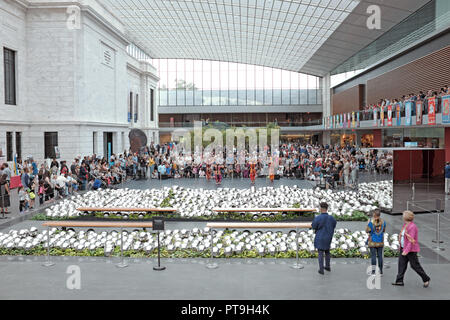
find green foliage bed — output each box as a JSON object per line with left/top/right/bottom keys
{"left": 0, "top": 246, "right": 399, "bottom": 259}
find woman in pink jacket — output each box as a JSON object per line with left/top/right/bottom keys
{"left": 392, "top": 211, "right": 430, "bottom": 287}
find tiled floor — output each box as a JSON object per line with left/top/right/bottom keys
{"left": 0, "top": 175, "right": 448, "bottom": 299}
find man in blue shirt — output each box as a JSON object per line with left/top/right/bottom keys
{"left": 158, "top": 163, "right": 166, "bottom": 179}
{"left": 445, "top": 162, "right": 450, "bottom": 195}
{"left": 31, "top": 160, "right": 38, "bottom": 179}
{"left": 312, "top": 202, "right": 337, "bottom": 275}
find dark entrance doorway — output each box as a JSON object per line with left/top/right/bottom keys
{"left": 104, "top": 132, "right": 113, "bottom": 159}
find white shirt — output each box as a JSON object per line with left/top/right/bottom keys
{"left": 56, "top": 176, "right": 68, "bottom": 188}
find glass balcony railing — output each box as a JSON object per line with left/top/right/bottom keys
{"left": 159, "top": 120, "right": 323, "bottom": 129}
{"left": 157, "top": 96, "right": 449, "bottom": 130}
{"left": 325, "top": 96, "right": 449, "bottom": 128}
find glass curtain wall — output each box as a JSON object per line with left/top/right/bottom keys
{"left": 153, "top": 59, "right": 322, "bottom": 107}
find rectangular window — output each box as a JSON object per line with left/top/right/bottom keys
{"left": 15, "top": 132, "right": 21, "bottom": 161}
{"left": 4, "top": 48, "right": 16, "bottom": 105}
{"left": 44, "top": 132, "right": 58, "bottom": 159}
{"left": 93, "top": 132, "right": 97, "bottom": 154}
{"left": 128, "top": 92, "right": 133, "bottom": 122}
{"left": 6, "top": 132, "right": 13, "bottom": 162}
{"left": 150, "top": 89, "right": 155, "bottom": 122}
{"left": 134, "top": 93, "right": 139, "bottom": 122}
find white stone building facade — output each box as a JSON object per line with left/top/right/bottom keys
{"left": 0, "top": 0, "right": 159, "bottom": 164}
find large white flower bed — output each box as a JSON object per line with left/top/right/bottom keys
{"left": 42, "top": 181, "right": 393, "bottom": 219}
{"left": 0, "top": 227, "right": 400, "bottom": 258}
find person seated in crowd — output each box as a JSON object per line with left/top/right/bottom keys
{"left": 90, "top": 177, "right": 103, "bottom": 190}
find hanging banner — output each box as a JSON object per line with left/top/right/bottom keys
{"left": 428, "top": 97, "right": 436, "bottom": 125}
{"left": 343, "top": 113, "right": 347, "bottom": 128}
{"left": 340, "top": 114, "right": 343, "bottom": 128}
{"left": 351, "top": 112, "right": 355, "bottom": 128}
{"left": 405, "top": 101, "right": 412, "bottom": 126}
{"left": 387, "top": 105, "right": 393, "bottom": 127}
{"left": 416, "top": 101, "right": 423, "bottom": 125}
{"left": 356, "top": 112, "right": 360, "bottom": 128}
{"left": 347, "top": 113, "right": 351, "bottom": 128}
{"left": 442, "top": 95, "right": 450, "bottom": 124}
{"left": 396, "top": 104, "right": 401, "bottom": 126}
{"left": 380, "top": 106, "right": 385, "bottom": 126}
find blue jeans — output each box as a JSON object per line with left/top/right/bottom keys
{"left": 318, "top": 249, "right": 330, "bottom": 271}
{"left": 370, "top": 247, "right": 383, "bottom": 273}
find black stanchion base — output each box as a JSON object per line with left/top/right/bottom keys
{"left": 153, "top": 266, "right": 166, "bottom": 271}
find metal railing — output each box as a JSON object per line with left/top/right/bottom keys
{"left": 159, "top": 120, "right": 322, "bottom": 128}
{"left": 406, "top": 199, "right": 445, "bottom": 252}
{"left": 341, "top": 97, "right": 445, "bottom": 122}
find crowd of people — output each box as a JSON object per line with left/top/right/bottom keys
{"left": 360, "top": 86, "right": 449, "bottom": 121}
{"left": 129, "top": 142, "right": 392, "bottom": 189}
{"left": 0, "top": 142, "right": 393, "bottom": 214}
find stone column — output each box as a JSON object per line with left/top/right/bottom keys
{"left": 322, "top": 131, "right": 331, "bottom": 145}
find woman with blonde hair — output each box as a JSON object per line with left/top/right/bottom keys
{"left": 392, "top": 210, "right": 430, "bottom": 287}
{"left": 366, "top": 209, "right": 386, "bottom": 275}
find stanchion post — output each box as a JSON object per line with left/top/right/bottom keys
{"left": 206, "top": 228, "right": 218, "bottom": 269}
{"left": 433, "top": 212, "right": 445, "bottom": 251}
{"left": 291, "top": 227, "right": 304, "bottom": 270}
{"left": 152, "top": 217, "right": 166, "bottom": 271}
{"left": 432, "top": 199, "right": 444, "bottom": 246}
{"left": 42, "top": 226, "right": 55, "bottom": 267}
{"left": 117, "top": 226, "right": 128, "bottom": 268}
{"left": 153, "top": 230, "right": 166, "bottom": 271}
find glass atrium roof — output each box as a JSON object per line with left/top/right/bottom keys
{"left": 98, "top": 0, "right": 360, "bottom": 72}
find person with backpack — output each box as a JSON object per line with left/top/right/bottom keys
{"left": 312, "top": 202, "right": 337, "bottom": 275}
{"left": 366, "top": 209, "right": 386, "bottom": 275}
